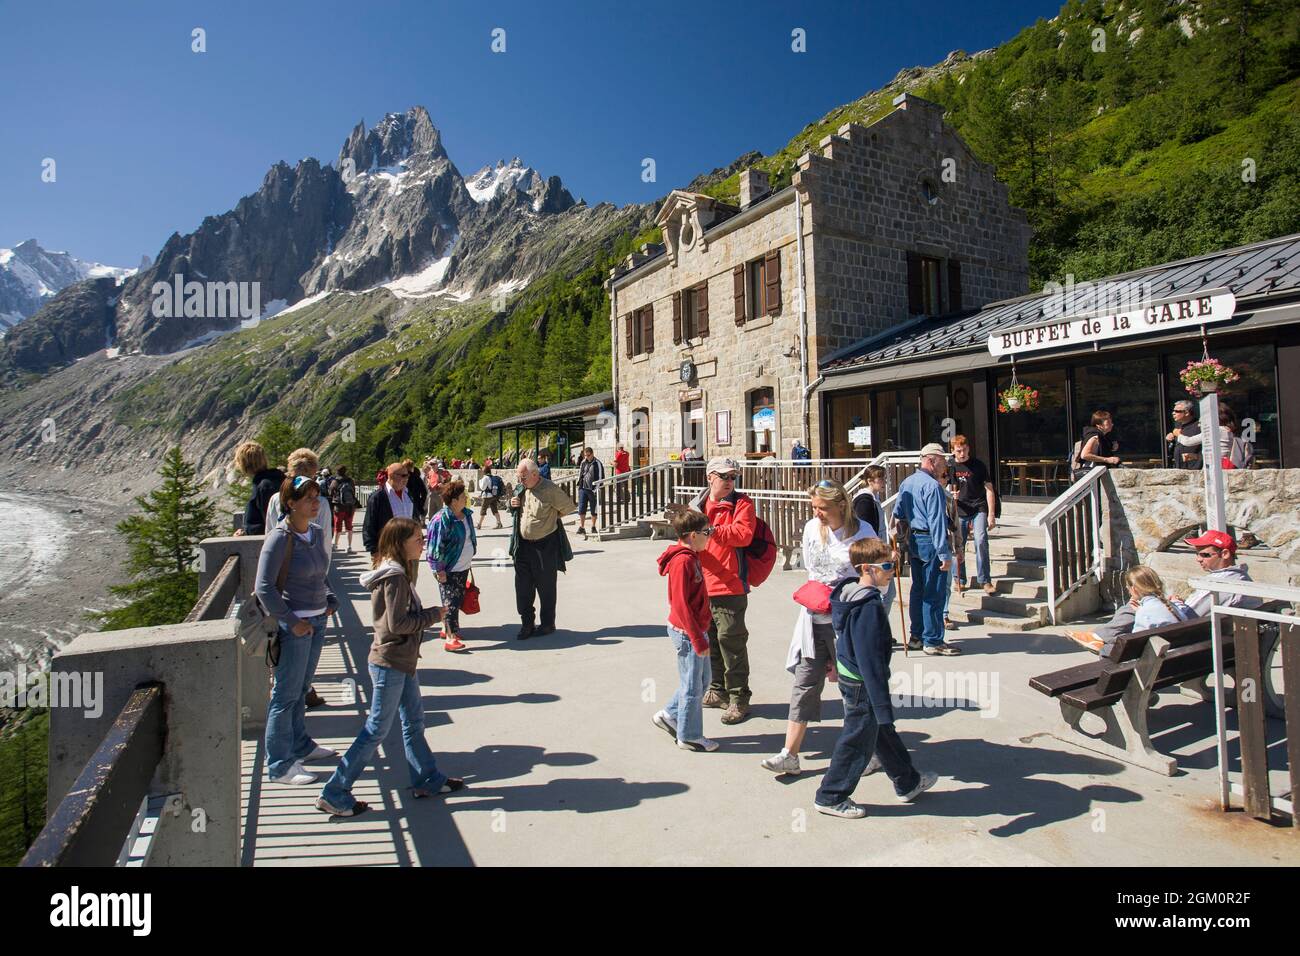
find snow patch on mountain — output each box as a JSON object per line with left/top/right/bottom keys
{"left": 0, "top": 239, "right": 135, "bottom": 327}
{"left": 466, "top": 158, "right": 539, "bottom": 203}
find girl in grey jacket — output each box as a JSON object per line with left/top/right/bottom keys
{"left": 317, "top": 517, "right": 464, "bottom": 816}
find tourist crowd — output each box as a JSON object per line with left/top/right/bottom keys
{"left": 228, "top": 402, "right": 1264, "bottom": 821}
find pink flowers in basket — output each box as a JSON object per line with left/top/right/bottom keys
{"left": 1179, "top": 358, "right": 1239, "bottom": 396}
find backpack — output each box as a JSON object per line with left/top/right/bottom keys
{"left": 740, "top": 517, "right": 778, "bottom": 588}
{"left": 338, "top": 479, "right": 358, "bottom": 508}
{"left": 489, "top": 474, "right": 505, "bottom": 497}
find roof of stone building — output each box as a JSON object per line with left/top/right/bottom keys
{"left": 822, "top": 232, "right": 1300, "bottom": 374}
{"left": 485, "top": 391, "right": 614, "bottom": 431}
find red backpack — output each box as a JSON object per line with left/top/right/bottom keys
{"left": 740, "top": 517, "right": 778, "bottom": 588}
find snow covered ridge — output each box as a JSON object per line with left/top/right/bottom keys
{"left": 0, "top": 238, "right": 135, "bottom": 327}
{"left": 466, "top": 157, "right": 545, "bottom": 206}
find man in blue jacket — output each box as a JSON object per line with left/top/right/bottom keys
{"left": 894, "top": 442, "right": 960, "bottom": 655}
{"left": 815, "top": 537, "right": 937, "bottom": 819}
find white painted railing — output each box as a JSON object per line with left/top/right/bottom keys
{"left": 1029, "top": 468, "right": 1108, "bottom": 624}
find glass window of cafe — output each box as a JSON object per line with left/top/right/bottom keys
{"left": 825, "top": 379, "right": 977, "bottom": 459}
{"left": 1162, "top": 342, "right": 1279, "bottom": 466}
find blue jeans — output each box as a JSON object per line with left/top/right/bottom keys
{"left": 320, "top": 664, "right": 447, "bottom": 810}
{"left": 816, "top": 676, "right": 919, "bottom": 806}
{"left": 957, "top": 512, "right": 991, "bottom": 585}
{"left": 907, "top": 534, "right": 946, "bottom": 647}
{"left": 665, "top": 626, "right": 712, "bottom": 742}
{"left": 265, "top": 614, "right": 327, "bottom": 779}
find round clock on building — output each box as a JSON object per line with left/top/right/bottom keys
{"left": 679, "top": 360, "right": 695, "bottom": 384}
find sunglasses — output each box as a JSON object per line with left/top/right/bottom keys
{"left": 714, "top": 472, "right": 739, "bottom": 481}
{"left": 291, "top": 475, "right": 315, "bottom": 490}
{"left": 857, "top": 562, "right": 895, "bottom": 572}
{"left": 1195, "top": 550, "right": 1222, "bottom": 559}
{"left": 694, "top": 526, "right": 715, "bottom": 538}
{"left": 815, "top": 479, "right": 837, "bottom": 489}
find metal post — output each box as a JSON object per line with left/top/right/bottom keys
{"left": 1200, "top": 391, "right": 1227, "bottom": 532}
{"left": 1210, "top": 602, "right": 1232, "bottom": 811}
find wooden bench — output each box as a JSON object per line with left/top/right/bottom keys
{"left": 1030, "top": 617, "right": 1236, "bottom": 775}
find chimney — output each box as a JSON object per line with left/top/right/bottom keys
{"left": 739, "top": 168, "right": 770, "bottom": 209}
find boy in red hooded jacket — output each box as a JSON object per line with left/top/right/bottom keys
{"left": 653, "top": 509, "right": 718, "bottom": 752}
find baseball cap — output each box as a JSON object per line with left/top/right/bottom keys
{"left": 707, "top": 456, "right": 740, "bottom": 476}
{"left": 919, "top": 442, "right": 947, "bottom": 457}
{"left": 1185, "top": 530, "right": 1236, "bottom": 553}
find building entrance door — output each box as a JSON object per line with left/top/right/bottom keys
{"left": 681, "top": 399, "right": 703, "bottom": 458}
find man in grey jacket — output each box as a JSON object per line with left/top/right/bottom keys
{"left": 1183, "top": 530, "right": 1262, "bottom": 617}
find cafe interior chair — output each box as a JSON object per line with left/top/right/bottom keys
{"left": 1026, "top": 462, "right": 1061, "bottom": 496}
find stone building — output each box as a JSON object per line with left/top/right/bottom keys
{"left": 606, "top": 92, "right": 1031, "bottom": 466}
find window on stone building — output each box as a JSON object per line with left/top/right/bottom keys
{"left": 675, "top": 283, "right": 709, "bottom": 342}
{"left": 907, "top": 252, "right": 957, "bottom": 315}
{"left": 626, "top": 304, "right": 654, "bottom": 356}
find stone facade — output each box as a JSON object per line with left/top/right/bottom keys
{"left": 608, "top": 93, "right": 1030, "bottom": 462}
{"left": 1106, "top": 468, "right": 1300, "bottom": 580}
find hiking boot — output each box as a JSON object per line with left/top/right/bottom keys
{"left": 702, "top": 689, "right": 727, "bottom": 709}
{"left": 720, "top": 701, "right": 749, "bottom": 725}
{"left": 760, "top": 751, "right": 801, "bottom": 776}
{"left": 1065, "top": 631, "right": 1104, "bottom": 654}
{"left": 923, "top": 642, "right": 962, "bottom": 656}
{"left": 898, "top": 770, "right": 938, "bottom": 803}
{"left": 907, "top": 637, "right": 924, "bottom": 651}
{"left": 517, "top": 622, "right": 535, "bottom": 640}
{"left": 305, "top": 687, "right": 326, "bottom": 709}
{"left": 815, "top": 799, "right": 867, "bottom": 819}
{"left": 315, "top": 797, "right": 370, "bottom": 818}
{"left": 982, "top": 582, "right": 998, "bottom": 595}
{"left": 943, "top": 616, "right": 958, "bottom": 630}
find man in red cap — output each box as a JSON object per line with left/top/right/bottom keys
{"left": 1183, "top": 530, "right": 1261, "bottom": 617}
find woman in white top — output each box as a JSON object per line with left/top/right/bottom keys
{"left": 762, "top": 478, "right": 877, "bottom": 778}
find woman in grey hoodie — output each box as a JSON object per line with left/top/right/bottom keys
{"left": 256, "top": 476, "right": 340, "bottom": 786}
{"left": 317, "top": 517, "right": 465, "bottom": 816}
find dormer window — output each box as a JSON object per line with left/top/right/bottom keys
{"left": 921, "top": 178, "right": 940, "bottom": 206}
{"left": 679, "top": 219, "right": 695, "bottom": 250}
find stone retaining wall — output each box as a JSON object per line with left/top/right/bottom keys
{"left": 1106, "top": 468, "right": 1300, "bottom": 568}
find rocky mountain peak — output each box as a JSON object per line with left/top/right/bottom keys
{"left": 337, "top": 106, "right": 447, "bottom": 176}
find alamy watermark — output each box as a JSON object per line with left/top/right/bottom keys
{"left": 1, "top": 664, "right": 104, "bottom": 718}
{"left": 151, "top": 273, "right": 262, "bottom": 328}
{"left": 888, "top": 663, "right": 999, "bottom": 718}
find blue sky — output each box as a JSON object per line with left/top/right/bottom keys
{"left": 0, "top": 0, "right": 1063, "bottom": 266}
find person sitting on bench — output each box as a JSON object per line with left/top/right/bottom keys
{"left": 1182, "top": 530, "right": 1262, "bottom": 618}
{"left": 1064, "top": 566, "right": 1191, "bottom": 655}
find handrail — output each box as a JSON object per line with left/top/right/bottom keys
{"left": 20, "top": 684, "right": 166, "bottom": 867}
{"left": 1029, "top": 467, "right": 1106, "bottom": 527}
{"left": 1195, "top": 576, "right": 1299, "bottom": 825}
{"left": 185, "top": 554, "right": 240, "bottom": 623}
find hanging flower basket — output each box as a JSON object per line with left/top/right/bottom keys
{"left": 1180, "top": 358, "right": 1239, "bottom": 396}
{"left": 998, "top": 382, "right": 1040, "bottom": 413}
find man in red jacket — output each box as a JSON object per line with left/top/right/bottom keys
{"left": 692, "top": 456, "right": 758, "bottom": 724}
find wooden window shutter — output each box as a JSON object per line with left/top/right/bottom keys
{"left": 947, "top": 259, "right": 962, "bottom": 313}
{"left": 643, "top": 306, "right": 654, "bottom": 353}
{"left": 906, "top": 252, "right": 923, "bottom": 315}
{"left": 624, "top": 313, "right": 634, "bottom": 357}
{"left": 696, "top": 281, "right": 709, "bottom": 338}
{"left": 671, "top": 292, "right": 682, "bottom": 344}
{"left": 733, "top": 265, "right": 746, "bottom": 326}
{"left": 764, "top": 250, "right": 781, "bottom": 316}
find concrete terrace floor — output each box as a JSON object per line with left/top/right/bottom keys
{"left": 240, "top": 517, "right": 1299, "bottom": 867}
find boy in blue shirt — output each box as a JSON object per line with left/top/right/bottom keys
{"left": 815, "top": 537, "right": 938, "bottom": 819}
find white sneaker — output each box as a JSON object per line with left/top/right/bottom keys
{"left": 271, "top": 761, "right": 317, "bottom": 786}
{"left": 815, "top": 799, "right": 867, "bottom": 819}
{"left": 307, "top": 745, "right": 338, "bottom": 761}
{"left": 651, "top": 710, "right": 678, "bottom": 740}
{"left": 676, "top": 737, "right": 719, "bottom": 752}
{"left": 897, "top": 770, "right": 938, "bottom": 803}
{"left": 760, "top": 751, "right": 801, "bottom": 776}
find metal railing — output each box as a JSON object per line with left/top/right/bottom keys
{"left": 20, "top": 684, "right": 166, "bottom": 867}
{"left": 23, "top": 544, "right": 254, "bottom": 867}
{"left": 1029, "top": 468, "right": 1107, "bottom": 625}
{"left": 1195, "top": 576, "right": 1298, "bottom": 828}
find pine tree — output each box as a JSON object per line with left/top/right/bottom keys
{"left": 255, "top": 416, "right": 304, "bottom": 470}
{"left": 99, "top": 447, "right": 219, "bottom": 630}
